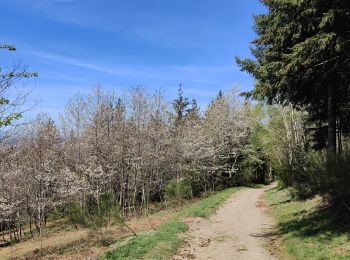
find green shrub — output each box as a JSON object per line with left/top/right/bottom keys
{"left": 277, "top": 147, "right": 350, "bottom": 208}
{"left": 290, "top": 150, "right": 323, "bottom": 199}
{"left": 165, "top": 179, "right": 177, "bottom": 199}
{"left": 68, "top": 192, "right": 122, "bottom": 230}
{"left": 276, "top": 147, "right": 321, "bottom": 199}
{"left": 182, "top": 171, "right": 202, "bottom": 197}
{"left": 318, "top": 151, "right": 350, "bottom": 206}
{"left": 165, "top": 179, "right": 192, "bottom": 201}
{"left": 68, "top": 202, "right": 88, "bottom": 227}
{"left": 177, "top": 179, "right": 192, "bottom": 199}
{"left": 47, "top": 208, "right": 65, "bottom": 221}
{"left": 237, "top": 146, "right": 271, "bottom": 185}
{"left": 233, "top": 167, "right": 255, "bottom": 186}
{"left": 88, "top": 192, "right": 122, "bottom": 230}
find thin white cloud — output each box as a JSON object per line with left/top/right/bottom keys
{"left": 4, "top": 0, "right": 231, "bottom": 49}
{"left": 31, "top": 51, "right": 132, "bottom": 76}
{"left": 39, "top": 71, "right": 86, "bottom": 82}
{"left": 31, "top": 50, "right": 235, "bottom": 85}
{"left": 175, "top": 65, "right": 236, "bottom": 74}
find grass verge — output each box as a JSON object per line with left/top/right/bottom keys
{"left": 265, "top": 186, "right": 350, "bottom": 259}
{"left": 100, "top": 187, "right": 241, "bottom": 260}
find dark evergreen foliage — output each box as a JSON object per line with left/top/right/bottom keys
{"left": 237, "top": 0, "right": 350, "bottom": 155}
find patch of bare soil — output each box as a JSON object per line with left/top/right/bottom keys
{"left": 173, "top": 185, "right": 278, "bottom": 260}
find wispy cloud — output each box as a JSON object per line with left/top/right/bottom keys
{"left": 32, "top": 51, "right": 132, "bottom": 76}
{"left": 31, "top": 50, "right": 236, "bottom": 85}
{"left": 174, "top": 65, "right": 236, "bottom": 74}
{"left": 39, "top": 71, "right": 86, "bottom": 82}
{"left": 4, "top": 0, "right": 232, "bottom": 49}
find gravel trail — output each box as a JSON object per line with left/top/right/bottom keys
{"left": 173, "top": 186, "right": 277, "bottom": 260}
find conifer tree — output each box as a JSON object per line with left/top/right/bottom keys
{"left": 172, "top": 84, "right": 190, "bottom": 126}
{"left": 236, "top": 0, "right": 350, "bottom": 158}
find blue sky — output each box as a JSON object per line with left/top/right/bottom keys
{"left": 0, "top": 0, "right": 266, "bottom": 119}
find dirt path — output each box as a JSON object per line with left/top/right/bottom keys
{"left": 173, "top": 186, "right": 277, "bottom": 260}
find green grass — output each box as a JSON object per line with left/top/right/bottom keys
{"left": 99, "top": 187, "right": 240, "bottom": 260}
{"left": 100, "top": 221, "right": 187, "bottom": 260}
{"left": 180, "top": 187, "right": 241, "bottom": 218}
{"left": 265, "top": 186, "right": 350, "bottom": 260}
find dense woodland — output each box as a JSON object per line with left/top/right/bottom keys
{"left": 1, "top": 0, "right": 350, "bottom": 251}
{"left": 0, "top": 62, "right": 275, "bottom": 241}
{"left": 237, "top": 0, "right": 350, "bottom": 206}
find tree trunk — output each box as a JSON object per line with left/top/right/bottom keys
{"left": 337, "top": 117, "right": 342, "bottom": 154}
{"left": 29, "top": 217, "right": 33, "bottom": 237}
{"left": 327, "top": 84, "right": 337, "bottom": 160}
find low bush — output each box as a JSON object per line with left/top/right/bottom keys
{"left": 165, "top": 179, "right": 192, "bottom": 201}
{"left": 68, "top": 192, "right": 122, "bottom": 230}
{"left": 277, "top": 147, "right": 350, "bottom": 209}
{"left": 68, "top": 202, "right": 88, "bottom": 227}
{"left": 318, "top": 152, "right": 350, "bottom": 207}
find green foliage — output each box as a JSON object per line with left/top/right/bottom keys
{"left": 68, "top": 202, "right": 88, "bottom": 227}
{"left": 237, "top": 0, "right": 350, "bottom": 153}
{"left": 236, "top": 103, "right": 274, "bottom": 185}
{"left": 0, "top": 112, "right": 23, "bottom": 127}
{"left": 165, "top": 179, "right": 192, "bottom": 201}
{"left": 172, "top": 84, "right": 190, "bottom": 126}
{"left": 0, "top": 96, "right": 24, "bottom": 127}
{"left": 182, "top": 170, "right": 204, "bottom": 197}
{"left": 318, "top": 151, "right": 350, "bottom": 206}
{"left": 186, "top": 98, "right": 200, "bottom": 119}
{"left": 233, "top": 165, "right": 256, "bottom": 186}
{"left": 237, "top": 143, "right": 270, "bottom": 185}
{"left": 164, "top": 180, "right": 177, "bottom": 199}
{"left": 0, "top": 44, "right": 38, "bottom": 127}
{"left": 88, "top": 193, "right": 122, "bottom": 230}
{"left": 68, "top": 192, "right": 122, "bottom": 230}
{"left": 276, "top": 146, "right": 350, "bottom": 206}
{"left": 237, "top": 0, "right": 350, "bottom": 105}
{"left": 277, "top": 149, "right": 321, "bottom": 199}
{"left": 47, "top": 208, "right": 66, "bottom": 222}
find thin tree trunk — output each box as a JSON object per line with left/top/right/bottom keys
{"left": 19, "top": 224, "right": 22, "bottom": 239}
{"left": 29, "top": 218, "right": 33, "bottom": 237}
{"left": 327, "top": 84, "right": 337, "bottom": 160}
{"left": 337, "top": 117, "right": 342, "bottom": 155}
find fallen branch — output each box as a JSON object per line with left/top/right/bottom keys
{"left": 147, "top": 217, "right": 156, "bottom": 231}
{"left": 118, "top": 220, "right": 138, "bottom": 237}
